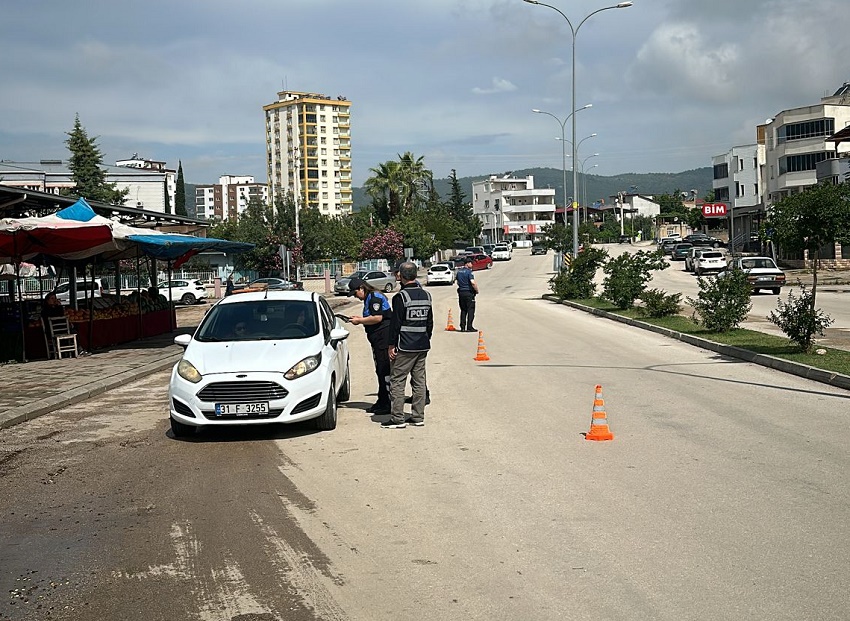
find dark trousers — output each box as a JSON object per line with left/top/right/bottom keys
{"left": 458, "top": 291, "right": 476, "bottom": 331}
{"left": 368, "top": 328, "right": 391, "bottom": 407}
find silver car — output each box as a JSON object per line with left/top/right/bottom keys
{"left": 334, "top": 270, "right": 397, "bottom": 296}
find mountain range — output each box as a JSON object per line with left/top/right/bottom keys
{"left": 351, "top": 167, "right": 714, "bottom": 209}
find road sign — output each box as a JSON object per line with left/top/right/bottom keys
{"left": 702, "top": 203, "right": 728, "bottom": 217}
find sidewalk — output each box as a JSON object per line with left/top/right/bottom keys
{"left": 0, "top": 295, "right": 358, "bottom": 430}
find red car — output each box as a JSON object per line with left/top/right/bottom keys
{"left": 454, "top": 253, "right": 493, "bottom": 271}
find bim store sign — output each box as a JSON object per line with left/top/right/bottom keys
{"left": 702, "top": 203, "right": 728, "bottom": 218}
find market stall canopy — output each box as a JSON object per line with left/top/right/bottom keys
{"left": 55, "top": 198, "right": 254, "bottom": 263}
{"left": 0, "top": 262, "right": 47, "bottom": 280}
{"left": 0, "top": 216, "right": 113, "bottom": 263}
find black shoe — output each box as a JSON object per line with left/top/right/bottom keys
{"left": 467, "top": 327, "right": 476, "bottom": 332}
{"left": 381, "top": 419, "right": 407, "bottom": 429}
{"left": 406, "top": 419, "right": 425, "bottom": 427}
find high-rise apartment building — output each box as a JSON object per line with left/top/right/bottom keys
{"left": 194, "top": 175, "right": 268, "bottom": 221}
{"left": 263, "top": 90, "right": 353, "bottom": 217}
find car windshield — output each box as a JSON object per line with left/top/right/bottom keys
{"left": 741, "top": 259, "right": 777, "bottom": 269}
{"left": 195, "top": 300, "right": 319, "bottom": 342}
{"left": 348, "top": 271, "right": 366, "bottom": 280}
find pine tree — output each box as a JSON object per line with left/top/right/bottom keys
{"left": 175, "top": 161, "right": 187, "bottom": 216}
{"left": 64, "top": 114, "right": 128, "bottom": 205}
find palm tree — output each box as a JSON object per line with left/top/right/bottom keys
{"left": 397, "top": 151, "right": 432, "bottom": 213}
{"left": 364, "top": 161, "right": 402, "bottom": 222}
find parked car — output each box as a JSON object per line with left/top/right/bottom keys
{"left": 168, "top": 290, "right": 351, "bottom": 437}
{"left": 453, "top": 253, "right": 493, "bottom": 271}
{"left": 720, "top": 256, "right": 786, "bottom": 294}
{"left": 426, "top": 263, "right": 455, "bottom": 286}
{"left": 658, "top": 234, "right": 682, "bottom": 247}
{"left": 684, "top": 247, "right": 705, "bottom": 272}
{"left": 491, "top": 244, "right": 512, "bottom": 261}
{"left": 531, "top": 244, "right": 548, "bottom": 255}
{"left": 671, "top": 243, "right": 694, "bottom": 261}
{"left": 465, "top": 246, "right": 485, "bottom": 256}
{"left": 660, "top": 239, "right": 680, "bottom": 255}
{"left": 235, "top": 277, "right": 303, "bottom": 293}
{"left": 483, "top": 244, "right": 496, "bottom": 256}
{"left": 618, "top": 234, "right": 632, "bottom": 244}
{"left": 334, "top": 270, "right": 397, "bottom": 296}
{"left": 158, "top": 279, "right": 210, "bottom": 305}
{"left": 683, "top": 233, "right": 725, "bottom": 248}
{"left": 693, "top": 251, "right": 726, "bottom": 276}
{"left": 52, "top": 278, "right": 105, "bottom": 302}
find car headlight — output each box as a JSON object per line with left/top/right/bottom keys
{"left": 285, "top": 353, "right": 322, "bottom": 380}
{"left": 177, "top": 359, "right": 202, "bottom": 383}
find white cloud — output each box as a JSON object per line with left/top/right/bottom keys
{"left": 472, "top": 78, "right": 519, "bottom": 95}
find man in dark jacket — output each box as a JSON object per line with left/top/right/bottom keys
{"left": 455, "top": 256, "right": 479, "bottom": 332}
{"left": 385, "top": 261, "right": 433, "bottom": 429}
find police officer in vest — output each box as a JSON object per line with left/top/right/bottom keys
{"left": 349, "top": 277, "right": 392, "bottom": 415}
{"left": 385, "top": 261, "right": 433, "bottom": 429}
{"left": 456, "top": 256, "right": 479, "bottom": 332}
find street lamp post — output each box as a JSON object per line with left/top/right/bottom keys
{"left": 532, "top": 104, "right": 590, "bottom": 258}
{"left": 580, "top": 160, "right": 599, "bottom": 221}
{"left": 524, "top": 0, "right": 633, "bottom": 257}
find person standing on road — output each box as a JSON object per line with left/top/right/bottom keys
{"left": 385, "top": 262, "right": 433, "bottom": 429}
{"left": 456, "top": 257, "right": 479, "bottom": 332}
{"left": 348, "top": 277, "right": 393, "bottom": 415}
{"left": 225, "top": 274, "right": 235, "bottom": 297}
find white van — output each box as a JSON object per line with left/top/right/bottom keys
{"left": 52, "top": 279, "right": 105, "bottom": 302}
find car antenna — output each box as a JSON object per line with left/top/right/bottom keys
{"left": 264, "top": 284, "right": 269, "bottom": 300}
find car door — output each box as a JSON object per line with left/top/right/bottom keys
{"left": 319, "top": 297, "right": 347, "bottom": 392}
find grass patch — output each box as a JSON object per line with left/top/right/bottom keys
{"left": 567, "top": 297, "right": 850, "bottom": 376}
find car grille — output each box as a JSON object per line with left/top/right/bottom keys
{"left": 197, "top": 381, "right": 288, "bottom": 403}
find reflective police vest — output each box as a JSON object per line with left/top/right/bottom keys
{"left": 397, "top": 285, "right": 432, "bottom": 352}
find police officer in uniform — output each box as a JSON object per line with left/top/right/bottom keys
{"left": 349, "top": 277, "right": 392, "bottom": 415}
{"left": 455, "top": 256, "right": 479, "bottom": 332}
{"left": 385, "top": 261, "right": 433, "bottom": 429}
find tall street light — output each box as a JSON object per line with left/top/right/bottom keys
{"left": 581, "top": 161, "right": 599, "bottom": 221}
{"left": 524, "top": 0, "right": 633, "bottom": 257}
{"left": 532, "top": 104, "right": 591, "bottom": 236}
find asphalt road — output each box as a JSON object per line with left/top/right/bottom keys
{"left": 2, "top": 251, "right": 850, "bottom": 621}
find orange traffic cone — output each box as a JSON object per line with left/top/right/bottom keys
{"left": 473, "top": 330, "right": 490, "bottom": 361}
{"left": 585, "top": 384, "right": 614, "bottom": 441}
{"left": 445, "top": 308, "right": 457, "bottom": 331}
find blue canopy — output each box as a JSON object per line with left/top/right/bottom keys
{"left": 55, "top": 198, "right": 254, "bottom": 261}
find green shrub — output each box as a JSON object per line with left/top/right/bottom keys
{"left": 767, "top": 283, "right": 834, "bottom": 352}
{"left": 601, "top": 250, "right": 668, "bottom": 309}
{"left": 637, "top": 288, "right": 682, "bottom": 318}
{"left": 686, "top": 270, "right": 752, "bottom": 332}
{"left": 549, "top": 247, "right": 608, "bottom": 299}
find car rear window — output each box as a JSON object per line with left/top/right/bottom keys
{"left": 701, "top": 252, "right": 723, "bottom": 259}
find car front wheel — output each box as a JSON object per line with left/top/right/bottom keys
{"left": 337, "top": 363, "right": 351, "bottom": 402}
{"left": 315, "top": 385, "right": 337, "bottom": 430}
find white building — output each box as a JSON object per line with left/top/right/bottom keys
{"left": 471, "top": 174, "right": 555, "bottom": 245}
{"left": 263, "top": 90, "right": 353, "bottom": 217}
{"left": 115, "top": 154, "right": 176, "bottom": 213}
{"left": 194, "top": 175, "right": 269, "bottom": 221}
{"left": 0, "top": 159, "right": 172, "bottom": 214}
{"left": 762, "top": 83, "right": 850, "bottom": 208}
{"left": 711, "top": 143, "right": 765, "bottom": 245}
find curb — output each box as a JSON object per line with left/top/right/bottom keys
{"left": 0, "top": 353, "right": 183, "bottom": 430}
{"left": 543, "top": 294, "right": 850, "bottom": 391}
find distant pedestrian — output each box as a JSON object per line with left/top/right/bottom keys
{"left": 456, "top": 256, "right": 479, "bottom": 332}
{"left": 349, "top": 277, "right": 393, "bottom": 415}
{"left": 225, "top": 275, "right": 235, "bottom": 297}
{"left": 385, "top": 261, "right": 433, "bottom": 429}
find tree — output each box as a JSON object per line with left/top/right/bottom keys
{"left": 769, "top": 181, "right": 850, "bottom": 311}
{"left": 175, "top": 161, "right": 187, "bottom": 216}
{"left": 364, "top": 161, "right": 401, "bottom": 223}
{"left": 64, "top": 114, "right": 128, "bottom": 205}
{"left": 444, "top": 169, "right": 481, "bottom": 242}
{"left": 397, "top": 151, "right": 432, "bottom": 213}
{"left": 601, "top": 249, "right": 668, "bottom": 309}
{"left": 541, "top": 221, "right": 573, "bottom": 255}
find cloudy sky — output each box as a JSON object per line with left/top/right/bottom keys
{"left": 2, "top": 0, "right": 848, "bottom": 188}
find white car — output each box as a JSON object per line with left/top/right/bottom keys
{"left": 426, "top": 263, "right": 455, "bottom": 285}
{"left": 693, "top": 251, "right": 726, "bottom": 276}
{"left": 53, "top": 278, "right": 105, "bottom": 302}
{"left": 158, "top": 279, "right": 210, "bottom": 305}
{"left": 491, "top": 245, "right": 512, "bottom": 261}
{"left": 168, "top": 291, "right": 350, "bottom": 437}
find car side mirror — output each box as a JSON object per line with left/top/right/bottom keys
{"left": 174, "top": 334, "right": 192, "bottom": 348}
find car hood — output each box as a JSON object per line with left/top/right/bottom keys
{"left": 184, "top": 337, "right": 321, "bottom": 374}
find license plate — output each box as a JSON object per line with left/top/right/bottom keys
{"left": 215, "top": 402, "right": 269, "bottom": 416}
{"left": 757, "top": 276, "right": 772, "bottom": 281}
